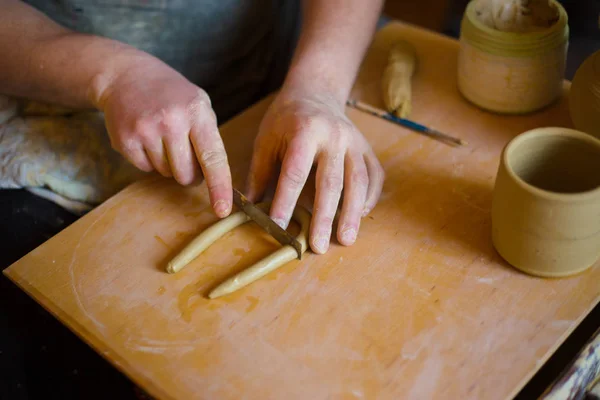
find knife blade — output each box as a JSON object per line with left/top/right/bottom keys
{"left": 231, "top": 188, "right": 303, "bottom": 259}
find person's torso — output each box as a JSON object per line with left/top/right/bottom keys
{"left": 23, "top": 0, "right": 301, "bottom": 121}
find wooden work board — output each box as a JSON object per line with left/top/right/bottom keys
{"left": 5, "top": 22, "right": 599, "bottom": 400}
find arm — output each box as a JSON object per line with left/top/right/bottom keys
{"left": 0, "top": 0, "right": 233, "bottom": 218}
{"left": 247, "top": 0, "right": 386, "bottom": 254}
{"left": 283, "top": 0, "right": 385, "bottom": 106}
{"left": 0, "top": 0, "right": 146, "bottom": 109}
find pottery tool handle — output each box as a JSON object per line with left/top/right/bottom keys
{"left": 346, "top": 99, "right": 467, "bottom": 147}
{"left": 381, "top": 40, "right": 418, "bottom": 119}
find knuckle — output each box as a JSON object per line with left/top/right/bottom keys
{"left": 283, "top": 165, "right": 307, "bottom": 186}
{"left": 159, "top": 109, "right": 190, "bottom": 141}
{"left": 199, "top": 149, "right": 227, "bottom": 169}
{"left": 195, "top": 89, "right": 211, "bottom": 107}
{"left": 316, "top": 215, "right": 335, "bottom": 229}
{"left": 322, "top": 173, "right": 343, "bottom": 193}
{"left": 188, "top": 90, "right": 213, "bottom": 119}
{"left": 292, "top": 114, "right": 322, "bottom": 136}
{"left": 352, "top": 168, "right": 370, "bottom": 187}
{"left": 115, "top": 135, "right": 137, "bottom": 152}
{"left": 330, "top": 120, "right": 345, "bottom": 136}
{"left": 328, "top": 121, "right": 351, "bottom": 149}
{"left": 289, "top": 117, "right": 310, "bottom": 136}
{"left": 206, "top": 180, "right": 226, "bottom": 194}
{"left": 311, "top": 114, "right": 328, "bottom": 129}
{"left": 132, "top": 117, "right": 155, "bottom": 141}
{"left": 158, "top": 109, "right": 181, "bottom": 130}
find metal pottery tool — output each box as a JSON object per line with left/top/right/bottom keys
{"left": 346, "top": 99, "right": 467, "bottom": 147}
{"left": 232, "top": 188, "right": 303, "bottom": 260}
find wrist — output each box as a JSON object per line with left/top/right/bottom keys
{"left": 85, "top": 40, "right": 153, "bottom": 110}
{"left": 281, "top": 65, "right": 350, "bottom": 108}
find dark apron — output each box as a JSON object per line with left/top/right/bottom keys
{"left": 22, "top": 0, "right": 302, "bottom": 122}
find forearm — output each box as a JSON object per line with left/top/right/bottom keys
{"left": 0, "top": 0, "right": 151, "bottom": 109}
{"left": 282, "top": 0, "right": 385, "bottom": 105}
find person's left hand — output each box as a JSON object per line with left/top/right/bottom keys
{"left": 246, "top": 88, "right": 385, "bottom": 254}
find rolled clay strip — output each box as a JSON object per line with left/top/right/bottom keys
{"left": 208, "top": 205, "right": 311, "bottom": 299}
{"left": 166, "top": 210, "right": 252, "bottom": 274}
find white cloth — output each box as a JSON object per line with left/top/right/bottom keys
{"left": 0, "top": 95, "right": 149, "bottom": 214}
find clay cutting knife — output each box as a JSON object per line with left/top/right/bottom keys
{"left": 231, "top": 188, "right": 303, "bottom": 260}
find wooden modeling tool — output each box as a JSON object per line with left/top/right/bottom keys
{"left": 376, "top": 38, "right": 466, "bottom": 146}
{"left": 346, "top": 99, "right": 467, "bottom": 147}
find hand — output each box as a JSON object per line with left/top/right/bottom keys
{"left": 97, "top": 56, "right": 232, "bottom": 218}
{"left": 246, "top": 89, "right": 384, "bottom": 254}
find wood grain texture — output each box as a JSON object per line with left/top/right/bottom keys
{"left": 4, "top": 23, "right": 600, "bottom": 400}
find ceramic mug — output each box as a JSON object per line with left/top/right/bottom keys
{"left": 491, "top": 127, "right": 600, "bottom": 277}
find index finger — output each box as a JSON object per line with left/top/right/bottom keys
{"left": 190, "top": 107, "right": 232, "bottom": 218}
{"left": 269, "top": 138, "right": 317, "bottom": 229}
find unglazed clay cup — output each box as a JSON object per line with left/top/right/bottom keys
{"left": 569, "top": 50, "right": 600, "bottom": 140}
{"left": 457, "top": 0, "right": 569, "bottom": 114}
{"left": 491, "top": 127, "right": 600, "bottom": 277}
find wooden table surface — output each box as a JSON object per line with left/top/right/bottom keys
{"left": 5, "top": 22, "right": 599, "bottom": 400}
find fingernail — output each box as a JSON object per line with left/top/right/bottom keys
{"left": 313, "top": 235, "right": 329, "bottom": 254}
{"left": 341, "top": 227, "right": 356, "bottom": 244}
{"left": 214, "top": 200, "right": 230, "bottom": 217}
{"left": 271, "top": 217, "right": 287, "bottom": 229}
{"left": 362, "top": 207, "right": 370, "bottom": 217}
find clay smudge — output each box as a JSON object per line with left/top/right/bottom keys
{"left": 233, "top": 247, "right": 250, "bottom": 257}
{"left": 175, "top": 230, "right": 194, "bottom": 239}
{"left": 178, "top": 281, "right": 206, "bottom": 323}
{"left": 154, "top": 235, "right": 171, "bottom": 249}
{"left": 245, "top": 296, "right": 259, "bottom": 312}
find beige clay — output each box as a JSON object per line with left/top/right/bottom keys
{"left": 166, "top": 211, "right": 252, "bottom": 274}
{"left": 491, "top": 127, "right": 600, "bottom": 278}
{"left": 381, "top": 40, "right": 417, "bottom": 119}
{"left": 167, "top": 203, "right": 311, "bottom": 298}
{"left": 208, "top": 206, "right": 311, "bottom": 298}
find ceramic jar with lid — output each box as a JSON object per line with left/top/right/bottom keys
{"left": 457, "top": 0, "right": 570, "bottom": 114}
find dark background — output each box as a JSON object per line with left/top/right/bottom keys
{"left": 2, "top": 1, "right": 599, "bottom": 399}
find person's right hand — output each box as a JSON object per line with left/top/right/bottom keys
{"left": 95, "top": 56, "right": 233, "bottom": 218}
